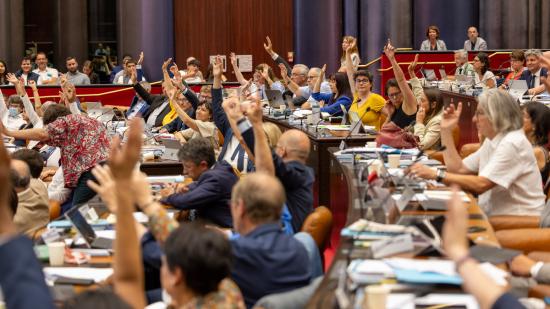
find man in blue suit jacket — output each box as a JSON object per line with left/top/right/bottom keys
{"left": 160, "top": 137, "right": 238, "bottom": 227}
{"left": 521, "top": 49, "right": 548, "bottom": 95}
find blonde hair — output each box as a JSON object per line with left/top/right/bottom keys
{"left": 262, "top": 122, "right": 282, "bottom": 148}
{"left": 341, "top": 36, "right": 359, "bottom": 62}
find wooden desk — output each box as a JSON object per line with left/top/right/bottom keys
{"left": 263, "top": 115, "right": 375, "bottom": 207}
{"left": 308, "top": 149, "right": 499, "bottom": 308}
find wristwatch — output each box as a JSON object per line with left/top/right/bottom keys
{"left": 435, "top": 168, "right": 446, "bottom": 182}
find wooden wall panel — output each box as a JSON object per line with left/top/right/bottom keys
{"left": 173, "top": 0, "right": 293, "bottom": 80}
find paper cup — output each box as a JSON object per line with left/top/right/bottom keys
{"left": 48, "top": 242, "right": 66, "bottom": 266}
{"left": 387, "top": 154, "right": 401, "bottom": 168}
{"left": 363, "top": 285, "right": 389, "bottom": 309}
{"left": 367, "top": 141, "right": 377, "bottom": 148}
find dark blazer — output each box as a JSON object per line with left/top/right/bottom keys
{"left": 520, "top": 67, "right": 548, "bottom": 89}
{"left": 212, "top": 87, "right": 255, "bottom": 172}
{"left": 133, "top": 82, "right": 170, "bottom": 127}
{"left": 231, "top": 223, "right": 311, "bottom": 308}
{"left": 0, "top": 236, "right": 55, "bottom": 309}
{"left": 14, "top": 70, "right": 40, "bottom": 84}
{"left": 160, "top": 160, "right": 238, "bottom": 227}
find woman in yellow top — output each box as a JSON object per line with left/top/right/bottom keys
{"left": 344, "top": 42, "right": 386, "bottom": 131}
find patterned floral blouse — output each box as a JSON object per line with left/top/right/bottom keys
{"left": 46, "top": 114, "right": 109, "bottom": 187}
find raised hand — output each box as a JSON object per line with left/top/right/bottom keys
{"left": 440, "top": 102, "right": 462, "bottom": 132}
{"left": 278, "top": 63, "right": 288, "bottom": 79}
{"left": 171, "top": 63, "right": 182, "bottom": 82}
{"left": 0, "top": 134, "right": 15, "bottom": 235}
{"left": 345, "top": 40, "right": 356, "bottom": 54}
{"left": 28, "top": 79, "right": 38, "bottom": 91}
{"left": 59, "top": 74, "right": 68, "bottom": 88}
{"left": 162, "top": 58, "right": 173, "bottom": 71}
{"left": 263, "top": 36, "right": 274, "bottom": 55}
{"left": 108, "top": 118, "right": 143, "bottom": 180}
{"left": 222, "top": 97, "right": 244, "bottom": 121}
{"left": 212, "top": 56, "right": 223, "bottom": 78}
{"left": 64, "top": 83, "right": 76, "bottom": 103}
{"left": 261, "top": 66, "right": 270, "bottom": 80}
{"left": 137, "top": 51, "right": 144, "bottom": 65}
{"left": 246, "top": 100, "right": 263, "bottom": 125}
{"left": 408, "top": 54, "right": 419, "bottom": 76}
{"left": 384, "top": 40, "right": 396, "bottom": 60}
{"left": 230, "top": 52, "right": 238, "bottom": 67}
{"left": 320, "top": 64, "right": 327, "bottom": 76}
{"left": 130, "top": 67, "right": 137, "bottom": 84}
{"left": 6, "top": 73, "right": 18, "bottom": 84}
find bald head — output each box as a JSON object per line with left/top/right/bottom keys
{"left": 232, "top": 173, "right": 286, "bottom": 224}
{"left": 10, "top": 159, "right": 31, "bottom": 191}
{"left": 278, "top": 129, "right": 310, "bottom": 162}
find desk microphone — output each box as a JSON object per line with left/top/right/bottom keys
{"left": 340, "top": 106, "right": 372, "bottom": 150}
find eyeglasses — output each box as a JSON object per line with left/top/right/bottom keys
{"left": 291, "top": 73, "right": 306, "bottom": 77}
{"left": 388, "top": 92, "right": 401, "bottom": 99}
{"left": 355, "top": 79, "right": 370, "bottom": 84}
{"left": 307, "top": 75, "right": 319, "bottom": 80}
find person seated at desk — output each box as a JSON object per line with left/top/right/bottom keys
{"left": 500, "top": 49, "right": 526, "bottom": 89}
{"left": 410, "top": 89, "right": 546, "bottom": 217}
{"left": 301, "top": 68, "right": 353, "bottom": 117}
{"left": 522, "top": 102, "right": 550, "bottom": 186}
{"left": 136, "top": 172, "right": 311, "bottom": 308}
{"left": 454, "top": 49, "right": 475, "bottom": 77}
{"left": 226, "top": 99, "right": 315, "bottom": 232}
{"left": 113, "top": 52, "right": 146, "bottom": 85}
{"left": 132, "top": 65, "right": 171, "bottom": 129}
{"left": 520, "top": 49, "right": 548, "bottom": 95}
{"left": 10, "top": 159, "right": 49, "bottom": 237}
{"left": 412, "top": 87, "right": 445, "bottom": 151}
{"left": 168, "top": 82, "right": 219, "bottom": 149}
{"left": 473, "top": 52, "right": 496, "bottom": 89}
{"left": 420, "top": 25, "right": 447, "bottom": 51}
{"left": 380, "top": 42, "right": 419, "bottom": 130}
{"left": 278, "top": 64, "right": 333, "bottom": 107}
{"left": 231, "top": 54, "right": 285, "bottom": 100}
{"left": 160, "top": 138, "right": 237, "bottom": 228}
{"left": 343, "top": 42, "right": 385, "bottom": 130}
{"left": 464, "top": 26, "right": 488, "bottom": 51}
{"left": 178, "top": 57, "right": 204, "bottom": 83}
{"left": 126, "top": 80, "right": 151, "bottom": 119}
{"left": 212, "top": 57, "right": 255, "bottom": 173}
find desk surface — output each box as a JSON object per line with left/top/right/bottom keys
{"left": 307, "top": 149, "right": 499, "bottom": 308}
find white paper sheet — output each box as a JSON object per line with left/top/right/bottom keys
{"left": 43, "top": 267, "right": 113, "bottom": 283}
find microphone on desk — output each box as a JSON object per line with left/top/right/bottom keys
{"left": 339, "top": 106, "right": 372, "bottom": 151}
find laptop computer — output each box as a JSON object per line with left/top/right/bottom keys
{"left": 65, "top": 206, "right": 113, "bottom": 250}
{"left": 421, "top": 69, "right": 437, "bottom": 81}
{"left": 508, "top": 79, "right": 528, "bottom": 101}
{"left": 438, "top": 69, "right": 447, "bottom": 80}
{"left": 265, "top": 89, "right": 285, "bottom": 108}
{"left": 161, "top": 138, "right": 182, "bottom": 161}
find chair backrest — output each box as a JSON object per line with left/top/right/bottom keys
{"left": 300, "top": 206, "right": 333, "bottom": 250}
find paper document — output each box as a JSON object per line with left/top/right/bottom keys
{"left": 44, "top": 267, "right": 113, "bottom": 283}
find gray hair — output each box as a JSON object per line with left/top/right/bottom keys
{"left": 524, "top": 49, "right": 542, "bottom": 58}
{"left": 293, "top": 64, "right": 309, "bottom": 75}
{"left": 454, "top": 49, "right": 468, "bottom": 60}
{"left": 478, "top": 89, "right": 523, "bottom": 134}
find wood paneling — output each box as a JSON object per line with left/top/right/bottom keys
{"left": 173, "top": 0, "right": 293, "bottom": 80}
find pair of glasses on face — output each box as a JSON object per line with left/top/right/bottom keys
{"left": 388, "top": 92, "right": 401, "bottom": 99}
{"left": 355, "top": 79, "right": 370, "bottom": 84}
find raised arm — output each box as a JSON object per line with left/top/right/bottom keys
{"left": 384, "top": 40, "right": 417, "bottom": 115}
{"left": 247, "top": 101, "right": 274, "bottom": 175}
{"left": 212, "top": 56, "right": 230, "bottom": 135}
{"left": 28, "top": 80, "right": 44, "bottom": 117}
{"left": 345, "top": 43, "right": 357, "bottom": 94}
{"left": 108, "top": 119, "right": 147, "bottom": 309}
{"left": 264, "top": 36, "right": 292, "bottom": 76}
{"left": 279, "top": 63, "right": 301, "bottom": 96}
{"left": 169, "top": 83, "right": 199, "bottom": 132}
{"left": 230, "top": 52, "right": 248, "bottom": 86}
{"left": 313, "top": 64, "right": 326, "bottom": 94}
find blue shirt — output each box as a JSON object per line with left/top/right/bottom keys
{"left": 231, "top": 223, "right": 311, "bottom": 308}
{"left": 312, "top": 92, "right": 352, "bottom": 116}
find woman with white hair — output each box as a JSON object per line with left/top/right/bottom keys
{"left": 410, "top": 89, "right": 545, "bottom": 217}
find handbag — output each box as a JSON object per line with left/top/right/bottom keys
{"left": 376, "top": 121, "right": 418, "bottom": 149}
